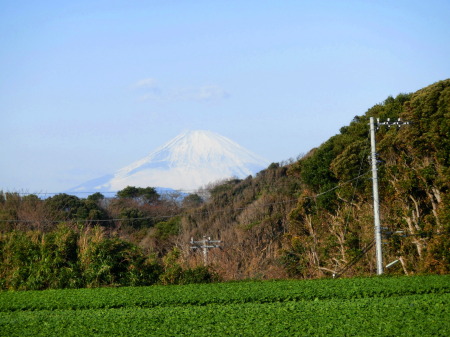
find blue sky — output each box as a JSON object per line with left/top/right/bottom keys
{"left": 1, "top": 0, "right": 449, "bottom": 193}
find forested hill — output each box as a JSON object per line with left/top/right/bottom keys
{"left": 1, "top": 79, "right": 449, "bottom": 289}
{"left": 179, "top": 78, "right": 450, "bottom": 279}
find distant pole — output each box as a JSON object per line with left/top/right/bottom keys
{"left": 369, "top": 117, "right": 410, "bottom": 275}
{"left": 190, "top": 236, "right": 222, "bottom": 265}
{"left": 370, "top": 117, "right": 383, "bottom": 275}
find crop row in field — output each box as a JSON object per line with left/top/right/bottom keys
{"left": 0, "top": 274, "right": 448, "bottom": 312}
{"left": 1, "top": 293, "right": 449, "bottom": 336}
{"left": 0, "top": 275, "right": 449, "bottom": 336}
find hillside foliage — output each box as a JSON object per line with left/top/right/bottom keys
{"left": 0, "top": 79, "right": 449, "bottom": 289}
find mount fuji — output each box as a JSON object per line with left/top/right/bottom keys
{"left": 69, "top": 130, "right": 269, "bottom": 193}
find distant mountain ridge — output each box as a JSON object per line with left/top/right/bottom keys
{"left": 69, "top": 130, "right": 269, "bottom": 193}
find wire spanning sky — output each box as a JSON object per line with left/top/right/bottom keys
{"left": 1, "top": 0, "right": 449, "bottom": 193}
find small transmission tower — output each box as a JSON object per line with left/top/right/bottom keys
{"left": 190, "top": 236, "right": 222, "bottom": 265}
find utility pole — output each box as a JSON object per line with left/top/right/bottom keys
{"left": 369, "top": 117, "right": 410, "bottom": 275}
{"left": 190, "top": 236, "right": 222, "bottom": 265}
{"left": 369, "top": 117, "right": 383, "bottom": 275}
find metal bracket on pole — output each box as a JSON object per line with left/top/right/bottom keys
{"left": 190, "top": 236, "right": 222, "bottom": 265}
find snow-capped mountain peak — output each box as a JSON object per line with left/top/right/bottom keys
{"left": 70, "top": 130, "right": 269, "bottom": 193}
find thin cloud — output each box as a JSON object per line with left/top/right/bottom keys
{"left": 196, "top": 85, "right": 230, "bottom": 101}
{"left": 134, "top": 78, "right": 159, "bottom": 89}
{"left": 133, "top": 78, "right": 161, "bottom": 101}
{"left": 133, "top": 79, "right": 230, "bottom": 103}
{"left": 171, "top": 85, "right": 230, "bottom": 102}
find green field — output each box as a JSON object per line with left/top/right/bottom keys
{"left": 1, "top": 275, "right": 449, "bottom": 336}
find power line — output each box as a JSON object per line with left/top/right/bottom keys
{"left": 313, "top": 171, "right": 371, "bottom": 198}
{"left": 2, "top": 178, "right": 286, "bottom": 197}
{"left": 0, "top": 171, "right": 372, "bottom": 224}
{"left": 0, "top": 214, "right": 178, "bottom": 224}
{"left": 0, "top": 190, "right": 188, "bottom": 197}
{"left": 1, "top": 165, "right": 370, "bottom": 200}
{"left": 333, "top": 239, "right": 376, "bottom": 279}
{"left": 343, "top": 149, "right": 370, "bottom": 236}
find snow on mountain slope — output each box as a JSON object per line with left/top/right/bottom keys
{"left": 70, "top": 130, "right": 269, "bottom": 193}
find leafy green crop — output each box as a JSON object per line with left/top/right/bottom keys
{"left": 0, "top": 275, "right": 449, "bottom": 336}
